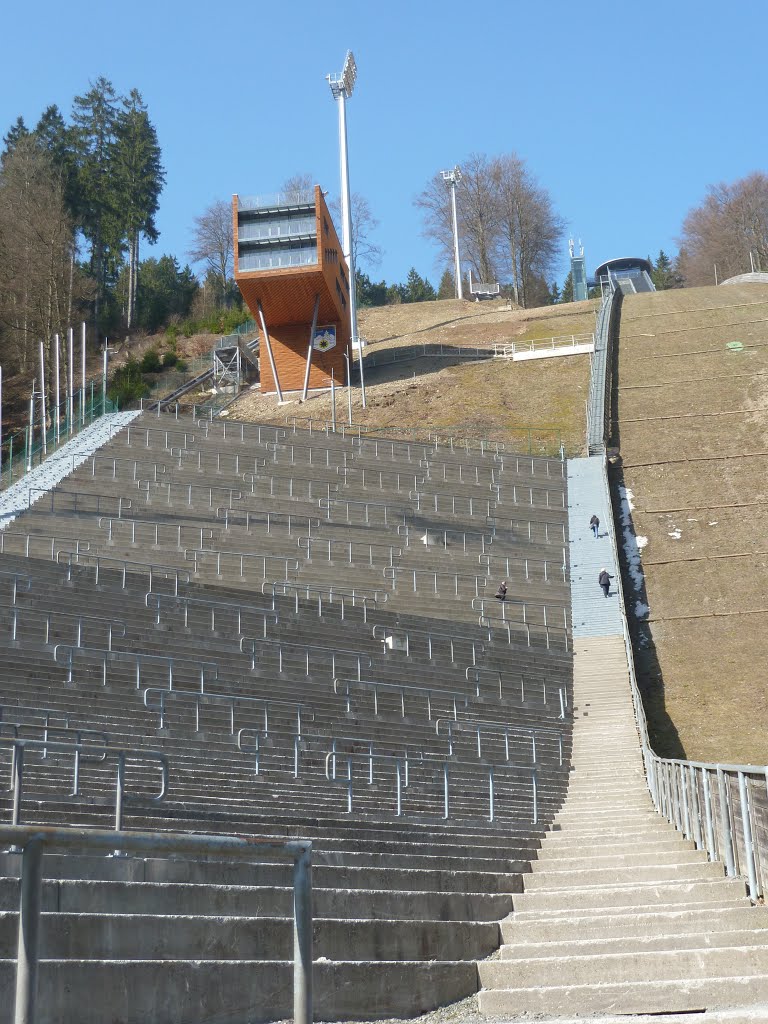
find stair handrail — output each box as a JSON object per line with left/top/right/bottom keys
{"left": 333, "top": 677, "right": 469, "bottom": 720}
{"left": 144, "top": 687, "right": 313, "bottom": 735}
{"left": 240, "top": 636, "right": 371, "bottom": 680}
{"left": 434, "top": 717, "right": 564, "bottom": 766}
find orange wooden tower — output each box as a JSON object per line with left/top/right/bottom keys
{"left": 233, "top": 185, "right": 351, "bottom": 400}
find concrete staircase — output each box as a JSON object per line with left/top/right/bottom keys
{"left": 479, "top": 634, "right": 768, "bottom": 1017}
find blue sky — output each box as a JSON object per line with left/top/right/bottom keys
{"left": 2, "top": 0, "right": 765, "bottom": 288}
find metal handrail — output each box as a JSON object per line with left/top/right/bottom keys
{"left": 54, "top": 644, "right": 217, "bottom": 691}
{"left": 298, "top": 535, "right": 402, "bottom": 566}
{"left": 465, "top": 666, "right": 569, "bottom": 712}
{"left": 435, "top": 717, "right": 564, "bottom": 765}
{"left": 383, "top": 565, "right": 489, "bottom": 596}
{"left": 56, "top": 550, "right": 190, "bottom": 596}
{"left": 184, "top": 547, "right": 299, "bottom": 580}
{"left": 2, "top": 823, "right": 312, "bottom": 1024}
{"left": 216, "top": 506, "right": 321, "bottom": 536}
{"left": 371, "top": 623, "right": 485, "bottom": 665}
{"left": 333, "top": 677, "right": 469, "bottom": 720}
{"left": 0, "top": 735, "right": 168, "bottom": 829}
{"left": 318, "top": 496, "right": 410, "bottom": 527}
{"left": 478, "top": 615, "right": 570, "bottom": 654}
{"left": 9, "top": 606, "right": 126, "bottom": 650}
{"left": 145, "top": 591, "right": 277, "bottom": 634}
{"left": 240, "top": 636, "right": 371, "bottom": 680}
{"left": 263, "top": 580, "right": 385, "bottom": 623}
{"left": 144, "top": 687, "right": 313, "bottom": 735}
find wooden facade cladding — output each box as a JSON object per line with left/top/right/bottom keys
{"left": 233, "top": 185, "right": 351, "bottom": 395}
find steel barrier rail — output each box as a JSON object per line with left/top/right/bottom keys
{"left": 73, "top": 452, "right": 170, "bottom": 482}
{"left": 9, "top": 606, "right": 126, "bottom": 650}
{"left": 418, "top": 459, "right": 498, "bottom": 487}
{"left": 398, "top": 523, "right": 492, "bottom": 554}
{"left": 167, "top": 446, "right": 268, "bottom": 478}
{"left": 318, "top": 496, "right": 411, "bottom": 527}
{"left": 298, "top": 535, "right": 402, "bottom": 567}
{"left": 408, "top": 490, "right": 497, "bottom": 518}
{"left": 184, "top": 547, "right": 300, "bottom": 581}
{"left": 146, "top": 592, "right": 277, "bottom": 634}
{"left": 0, "top": 533, "right": 91, "bottom": 560}
{"left": 465, "top": 666, "right": 568, "bottom": 710}
{"left": 333, "top": 677, "right": 469, "bottom": 720}
{"left": 0, "top": 735, "right": 168, "bottom": 829}
{"left": 500, "top": 482, "right": 567, "bottom": 509}
{"left": 0, "top": 705, "right": 108, "bottom": 760}
{"left": 123, "top": 425, "right": 199, "bottom": 449}
{"left": 143, "top": 688, "right": 313, "bottom": 736}
{"left": 383, "top": 565, "right": 489, "bottom": 597}
{"left": 241, "top": 472, "right": 338, "bottom": 503}
{"left": 185, "top": 417, "right": 287, "bottom": 446}
{"left": 241, "top": 637, "right": 371, "bottom": 681}
{"left": 336, "top": 465, "right": 425, "bottom": 492}
{"left": 2, "top": 722, "right": 108, "bottom": 769}
{"left": 478, "top": 551, "right": 567, "bottom": 584}
{"left": 371, "top": 623, "right": 485, "bottom": 666}
{"left": 265, "top": 440, "right": 352, "bottom": 468}
{"left": 54, "top": 644, "right": 218, "bottom": 691}
{"left": 25, "top": 486, "right": 133, "bottom": 518}
{"left": 56, "top": 550, "right": 190, "bottom": 596}
{"left": 435, "top": 717, "right": 564, "bottom": 766}
{"left": 217, "top": 506, "right": 321, "bottom": 537}
{"left": 263, "top": 581, "right": 385, "bottom": 624}
{"left": 1, "top": 823, "right": 312, "bottom": 1024}
{"left": 97, "top": 516, "right": 214, "bottom": 551}
{"left": 478, "top": 615, "right": 570, "bottom": 656}
{"left": 471, "top": 595, "right": 567, "bottom": 630}
{"left": 487, "top": 514, "right": 567, "bottom": 545}
{"left": 323, "top": 750, "right": 417, "bottom": 816}
{"left": 0, "top": 570, "right": 32, "bottom": 604}
{"left": 140, "top": 479, "right": 244, "bottom": 509}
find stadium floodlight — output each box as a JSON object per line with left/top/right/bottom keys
{"left": 327, "top": 50, "right": 365, "bottom": 409}
{"left": 441, "top": 167, "right": 463, "bottom": 300}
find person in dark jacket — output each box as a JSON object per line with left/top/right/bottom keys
{"left": 590, "top": 514, "right": 600, "bottom": 539}
{"left": 598, "top": 568, "right": 613, "bottom": 597}
{"left": 495, "top": 580, "right": 508, "bottom": 601}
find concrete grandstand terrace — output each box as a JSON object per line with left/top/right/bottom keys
{"left": 613, "top": 282, "right": 768, "bottom": 763}
{"left": 232, "top": 296, "right": 596, "bottom": 456}
{"left": 0, "top": 409, "right": 572, "bottom": 1021}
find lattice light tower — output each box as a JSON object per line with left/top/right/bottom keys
{"left": 570, "top": 238, "right": 588, "bottom": 302}
{"left": 327, "top": 50, "right": 365, "bottom": 407}
{"left": 441, "top": 166, "right": 463, "bottom": 300}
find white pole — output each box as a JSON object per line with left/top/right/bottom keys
{"left": 39, "top": 341, "right": 47, "bottom": 455}
{"left": 331, "top": 369, "right": 337, "bottom": 432}
{"left": 27, "top": 388, "right": 34, "bottom": 471}
{"left": 450, "top": 179, "right": 463, "bottom": 300}
{"left": 0, "top": 365, "right": 3, "bottom": 479}
{"left": 750, "top": 251, "right": 756, "bottom": 274}
{"left": 714, "top": 264, "right": 719, "bottom": 286}
{"left": 81, "top": 322, "right": 86, "bottom": 425}
{"left": 102, "top": 343, "right": 108, "bottom": 413}
{"left": 54, "top": 334, "right": 60, "bottom": 444}
{"left": 68, "top": 328, "right": 74, "bottom": 433}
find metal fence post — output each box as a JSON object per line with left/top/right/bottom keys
{"left": 293, "top": 843, "right": 313, "bottom": 1024}
{"left": 718, "top": 768, "right": 737, "bottom": 878}
{"left": 14, "top": 835, "right": 44, "bottom": 1024}
{"left": 738, "top": 771, "right": 759, "bottom": 899}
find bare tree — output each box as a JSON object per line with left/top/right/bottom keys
{"left": 415, "top": 151, "right": 564, "bottom": 307}
{"left": 0, "top": 138, "right": 81, "bottom": 377}
{"left": 678, "top": 173, "right": 768, "bottom": 285}
{"left": 281, "top": 173, "right": 315, "bottom": 200}
{"left": 189, "top": 199, "right": 233, "bottom": 303}
{"left": 492, "top": 154, "right": 565, "bottom": 308}
{"left": 330, "top": 192, "right": 383, "bottom": 270}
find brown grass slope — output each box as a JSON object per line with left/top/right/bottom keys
{"left": 616, "top": 283, "right": 768, "bottom": 763}
{"left": 232, "top": 297, "right": 596, "bottom": 455}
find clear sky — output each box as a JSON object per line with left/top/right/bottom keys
{"left": 2, "top": 0, "right": 765, "bottom": 288}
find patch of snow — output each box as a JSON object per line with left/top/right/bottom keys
{"left": 618, "top": 485, "right": 646, "bottom": 597}
{"left": 668, "top": 529, "right": 682, "bottom": 539}
{"left": 635, "top": 601, "right": 650, "bottom": 618}
{"left": 709, "top": 521, "right": 719, "bottom": 526}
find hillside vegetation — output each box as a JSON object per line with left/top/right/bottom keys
{"left": 233, "top": 297, "right": 596, "bottom": 455}
{"left": 615, "top": 283, "right": 768, "bottom": 764}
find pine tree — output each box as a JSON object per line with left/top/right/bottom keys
{"left": 34, "top": 105, "right": 78, "bottom": 215}
{"left": 71, "top": 77, "right": 121, "bottom": 335}
{"left": 560, "top": 271, "right": 574, "bottom": 303}
{"left": 404, "top": 268, "right": 436, "bottom": 303}
{"left": 1, "top": 116, "right": 30, "bottom": 167}
{"left": 113, "top": 89, "right": 165, "bottom": 328}
{"left": 437, "top": 269, "right": 455, "bottom": 299}
{"left": 651, "top": 249, "right": 682, "bottom": 290}
{"left": 549, "top": 281, "right": 561, "bottom": 304}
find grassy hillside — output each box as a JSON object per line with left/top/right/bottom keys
{"left": 232, "top": 297, "right": 596, "bottom": 455}
{"left": 615, "top": 283, "right": 768, "bottom": 764}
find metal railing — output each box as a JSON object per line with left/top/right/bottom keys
{"left": 2, "top": 823, "right": 312, "bottom": 1024}
{"left": 54, "top": 643, "right": 218, "bottom": 691}
{"left": 57, "top": 550, "right": 190, "bottom": 596}
{"left": 493, "top": 333, "right": 594, "bottom": 358}
{"left": 8, "top": 606, "right": 126, "bottom": 650}
{"left": 241, "top": 637, "right": 371, "bottom": 680}
{"left": 465, "top": 666, "right": 569, "bottom": 713}
{"left": 371, "top": 623, "right": 485, "bottom": 665}
{"left": 143, "top": 687, "right": 313, "bottom": 736}
{"left": 435, "top": 717, "right": 564, "bottom": 766}
{"left": 263, "top": 580, "right": 385, "bottom": 623}
{"left": 383, "top": 565, "right": 489, "bottom": 597}
{"left": 334, "top": 677, "right": 469, "bottom": 720}
{"left": 1, "top": 735, "right": 168, "bottom": 830}
{"left": 146, "top": 591, "right": 276, "bottom": 635}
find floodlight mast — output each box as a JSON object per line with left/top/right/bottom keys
{"left": 327, "top": 50, "right": 365, "bottom": 409}
{"left": 441, "top": 167, "right": 463, "bottom": 300}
